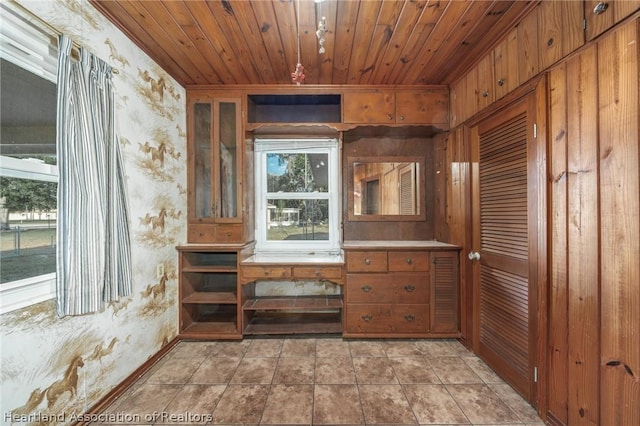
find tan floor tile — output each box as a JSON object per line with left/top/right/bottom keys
{"left": 358, "top": 384, "right": 417, "bottom": 424}
{"left": 402, "top": 384, "right": 469, "bottom": 424}
{"left": 169, "top": 341, "right": 215, "bottom": 359}
{"left": 145, "top": 357, "right": 203, "bottom": 384}
{"left": 489, "top": 383, "right": 542, "bottom": 423}
{"left": 353, "top": 357, "right": 398, "bottom": 384}
{"left": 230, "top": 357, "right": 277, "bottom": 384}
{"left": 281, "top": 338, "right": 317, "bottom": 357}
{"left": 313, "top": 384, "right": 364, "bottom": 424}
{"left": 385, "top": 340, "right": 425, "bottom": 357}
{"left": 390, "top": 357, "right": 441, "bottom": 384}
{"left": 462, "top": 356, "right": 504, "bottom": 384}
{"left": 447, "top": 340, "right": 474, "bottom": 356}
{"left": 273, "top": 357, "right": 315, "bottom": 384}
{"left": 189, "top": 357, "right": 241, "bottom": 384}
{"left": 210, "top": 384, "right": 269, "bottom": 424}
{"left": 209, "top": 340, "right": 250, "bottom": 357}
{"left": 260, "top": 384, "right": 314, "bottom": 424}
{"left": 428, "top": 357, "right": 483, "bottom": 384}
{"left": 315, "top": 357, "right": 356, "bottom": 384}
{"left": 349, "top": 340, "right": 387, "bottom": 357}
{"left": 105, "top": 384, "right": 181, "bottom": 419}
{"left": 446, "top": 384, "right": 520, "bottom": 424}
{"left": 158, "top": 384, "right": 226, "bottom": 424}
{"left": 245, "top": 338, "right": 283, "bottom": 357}
{"left": 316, "top": 338, "right": 352, "bottom": 357}
{"left": 416, "top": 340, "right": 459, "bottom": 358}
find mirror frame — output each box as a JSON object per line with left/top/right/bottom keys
{"left": 347, "top": 155, "right": 427, "bottom": 222}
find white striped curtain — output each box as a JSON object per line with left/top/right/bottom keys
{"left": 56, "top": 35, "right": 132, "bottom": 316}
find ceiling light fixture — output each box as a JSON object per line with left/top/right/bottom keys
{"left": 291, "top": 0, "right": 305, "bottom": 85}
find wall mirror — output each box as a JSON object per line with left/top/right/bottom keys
{"left": 347, "top": 156, "right": 426, "bottom": 221}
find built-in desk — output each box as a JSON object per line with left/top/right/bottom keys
{"left": 177, "top": 242, "right": 460, "bottom": 339}
{"left": 240, "top": 254, "right": 345, "bottom": 335}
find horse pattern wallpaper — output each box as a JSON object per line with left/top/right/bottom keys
{"left": 0, "top": 1, "right": 187, "bottom": 423}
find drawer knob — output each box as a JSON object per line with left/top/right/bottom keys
{"left": 404, "top": 285, "right": 416, "bottom": 293}
{"left": 361, "top": 314, "right": 373, "bottom": 322}
{"left": 361, "top": 285, "right": 372, "bottom": 293}
{"left": 404, "top": 314, "right": 415, "bottom": 322}
{"left": 498, "top": 78, "right": 505, "bottom": 86}
{"left": 364, "top": 258, "right": 371, "bottom": 265}
{"left": 406, "top": 258, "right": 413, "bottom": 265}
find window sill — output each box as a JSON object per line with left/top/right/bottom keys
{"left": 0, "top": 273, "right": 55, "bottom": 314}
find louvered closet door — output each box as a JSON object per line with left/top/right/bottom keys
{"left": 474, "top": 96, "right": 536, "bottom": 402}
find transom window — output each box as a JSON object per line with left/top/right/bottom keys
{"left": 254, "top": 138, "right": 340, "bottom": 256}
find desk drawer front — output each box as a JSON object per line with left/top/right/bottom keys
{"left": 242, "top": 266, "right": 291, "bottom": 279}
{"left": 293, "top": 266, "right": 342, "bottom": 280}
{"left": 388, "top": 251, "right": 430, "bottom": 272}
{"left": 346, "top": 304, "right": 428, "bottom": 333}
{"left": 346, "top": 274, "right": 428, "bottom": 304}
{"left": 346, "top": 251, "right": 387, "bottom": 272}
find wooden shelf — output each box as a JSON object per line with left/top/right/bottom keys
{"left": 183, "top": 292, "right": 237, "bottom": 304}
{"left": 244, "top": 312, "right": 343, "bottom": 335}
{"left": 182, "top": 318, "right": 238, "bottom": 335}
{"left": 243, "top": 295, "right": 343, "bottom": 311}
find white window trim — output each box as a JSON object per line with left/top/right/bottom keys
{"left": 0, "top": 273, "right": 56, "bottom": 314}
{"left": 0, "top": 156, "right": 58, "bottom": 313}
{"left": 254, "top": 138, "right": 341, "bottom": 258}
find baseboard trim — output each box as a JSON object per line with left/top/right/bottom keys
{"left": 74, "top": 336, "right": 181, "bottom": 425}
{"left": 545, "top": 411, "right": 567, "bottom": 426}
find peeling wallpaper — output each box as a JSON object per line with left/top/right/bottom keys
{"left": 0, "top": 1, "right": 187, "bottom": 424}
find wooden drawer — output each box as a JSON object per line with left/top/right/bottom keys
{"left": 346, "top": 251, "right": 387, "bottom": 272}
{"left": 346, "top": 304, "right": 429, "bottom": 334}
{"left": 388, "top": 251, "right": 430, "bottom": 272}
{"left": 242, "top": 266, "right": 291, "bottom": 280}
{"left": 188, "top": 224, "right": 243, "bottom": 243}
{"left": 292, "top": 266, "right": 343, "bottom": 280}
{"left": 346, "top": 273, "right": 428, "bottom": 304}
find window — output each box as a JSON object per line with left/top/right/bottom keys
{"left": 254, "top": 138, "right": 340, "bottom": 257}
{"left": 0, "top": 2, "right": 58, "bottom": 313}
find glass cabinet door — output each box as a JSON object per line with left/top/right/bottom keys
{"left": 191, "top": 98, "right": 242, "bottom": 223}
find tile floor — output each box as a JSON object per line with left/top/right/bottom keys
{"left": 99, "top": 337, "right": 544, "bottom": 425}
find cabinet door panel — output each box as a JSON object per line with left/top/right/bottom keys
{"left": 343, "top": 92, "right": 395, "bottom": 123}
{"left": 395, "top": 92, "right": 449, "bottom": 126}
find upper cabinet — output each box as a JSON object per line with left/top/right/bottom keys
{"left": 343, "top": 90, "right": 449, "bottom": 129}
{"left": 188, "top": 95, "right": 246, "bottom": 243}
{"left": 586, "top": 0, "right": 640, "bottom": 40}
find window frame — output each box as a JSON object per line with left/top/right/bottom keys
{"left": 254, "top": 138, "right": 341, "bottom": 257}
{"left": 0, "top": 2, "right": 58, "bottom": 313}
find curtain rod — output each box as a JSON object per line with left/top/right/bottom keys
{"left": 7, "top": 0, "right": 119, "bottom": 74}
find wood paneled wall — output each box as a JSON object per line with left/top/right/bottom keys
{"left": 548, "top": 19, "right": 639, "bottom": 425}
{"left": 445, "top": 8, "right": 639, "bottom": 425}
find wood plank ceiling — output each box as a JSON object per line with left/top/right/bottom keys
{"left": 90, "top": 0, "right": 537, "bottom": 87}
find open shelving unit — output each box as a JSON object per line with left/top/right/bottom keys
{"left": 242, "top": 295, "right": 343, "bottom": 335}
{"left": 178, "top": 245, "right": 248, "bottom": 339}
